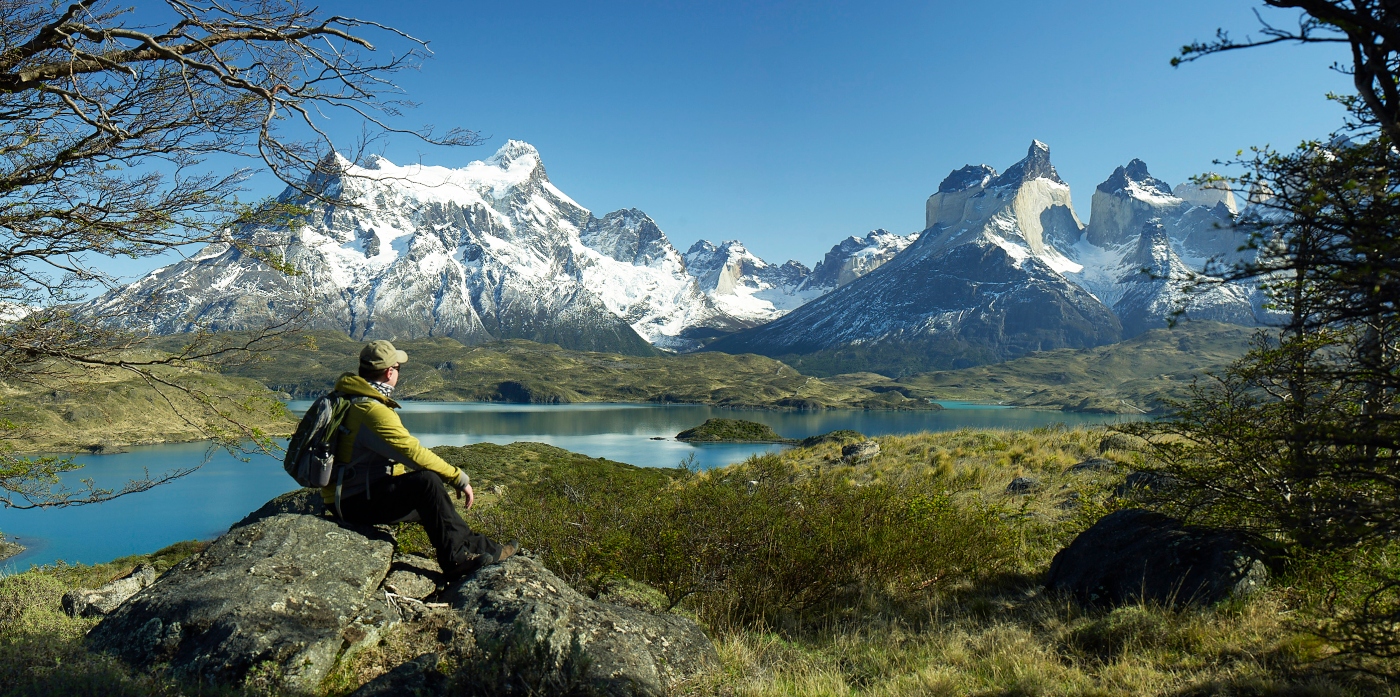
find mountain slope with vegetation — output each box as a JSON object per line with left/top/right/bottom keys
{"left": 205, "top": 331, "right": 930, "bottom": 410}
{"left": 0, "top": 360, "right": 294, "bottom": 454}
{"left": 819, "top": 321, "right": 1255, "bottom": 413}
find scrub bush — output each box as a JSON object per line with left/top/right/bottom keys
{"left": 472, "top": 452, "right": 1022, "bottom": 629}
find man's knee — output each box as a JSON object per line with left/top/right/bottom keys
{"left": 394, "top": 469, "right": 449, "bottom": 500}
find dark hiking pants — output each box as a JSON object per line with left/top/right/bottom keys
{"left": 337, "top": 469, "right": 501, "bottom": 573}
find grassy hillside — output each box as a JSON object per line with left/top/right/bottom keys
{"left": 2, "top": 433, "right": 1389, "bottom": 695}
{"left": 831, "top": 321, "right": 1258, "bottom": 414}
{"left": 207, "top": 331, "right": 931, "bottom": 410}
{"left": 0, "top": 359, "right": 294, "bottom": 454}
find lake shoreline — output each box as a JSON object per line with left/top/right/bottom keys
{"left": 10, "top": 396, "right": 960, "bottom": 456}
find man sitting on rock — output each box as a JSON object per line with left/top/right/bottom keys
{"left": 326, "top": 340, "right": 516, "bottom": 580}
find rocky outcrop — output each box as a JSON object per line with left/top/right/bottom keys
{"left": 87, "top": 513, "right": 397, "bottom": 692}
{"left": 350, "top": 653, "right": 449, "bottom": 696}
{"left": 85, "top": 492, "right": 718, "bottom": 695}
{"left": 1005, "top": 476, "right": 1040, "bottom": 494}
{"left": 1084, "top": 159, "right": 1185, "bottom": 249}
{"left": 62, "top": 564, "right": 158, "bottom": 617}
{"left": 231, "top": 487, "right": 325, "bottom": 528}
{"left": 1045, "top": 509, "right": 1268, "bottom": 607}
{"left": 841, "top": 441, "right": 880, "bottom": 463}
{"left": 384, "top": 554, "right": 443, "bottom": 600}
{"left": 800, "top": 229, "right": 918, "bottom": 292}
{"left": 445, "top": 555, "right": 718, "bottom": 696}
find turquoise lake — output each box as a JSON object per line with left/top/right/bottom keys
{"left": 0, "top": 401, "right": 1142, "bottom": 570}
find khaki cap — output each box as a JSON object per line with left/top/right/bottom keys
{"left": 359, "top": 340, "right": 408, "bottom": 371}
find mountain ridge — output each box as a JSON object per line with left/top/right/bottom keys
{"left": 87, "top": 138, "right": 1271, "bottom": 374}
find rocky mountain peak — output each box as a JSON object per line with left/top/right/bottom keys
{"left": 1097, "top": 158, "right": 1175, "bottom": 198}
{"left": 938, "top": 164, "right": 998, "bottom": 193}
{"left": 682, "top": 239, "right": 813, "bottom": 326}
{"left": 487, "top": 139, "right": 542, "bottom": 168}
{"left": 804, "top": 229, "right": 918, "bottom": 291}
{"left": 1172, "top": 174, "right": 1237, "bottom": 214}
{"left": 991, "top": 140, "right": 1065, "bottom": 187}
{"left": 581, "top": 208, "right": 675, "bottom": 267}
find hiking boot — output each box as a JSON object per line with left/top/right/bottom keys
{"left": 442, "top": 553, "right": 488, "bottom": 582}
{"left": 492, "top": 539, "right": 519, "bottom": 565}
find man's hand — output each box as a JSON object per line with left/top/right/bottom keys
{"left": 452, "top": 471, "right": 474, "bottom": 510}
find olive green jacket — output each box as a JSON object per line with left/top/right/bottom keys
{"left": 319, "top": 373, "right": 465, "bottom": 505}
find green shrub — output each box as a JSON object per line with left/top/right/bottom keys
{"left": 471, "top": 452, "right": 1022, "bottom": 630}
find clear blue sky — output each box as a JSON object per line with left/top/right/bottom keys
{"left": 133, "top": 1, "right": 1357, "bottom": 276}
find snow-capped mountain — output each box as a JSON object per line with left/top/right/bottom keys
{"left": 799, "top": 229, "right": 920, "bottom": 293}
{"left": 88, "top": 137, "right": 1272, "bottom": 372}
{"left": 86, "top": 141, "right": 735, "bottom": 353}
{"left": 1064, "top": 158, "right": 1262, "bottom": 335}
{"left": 709, "top": 142, "right": 1122, "bottom": 368}
{"left": 1111, "top": 221, "right": 1258, "bottom": 336}
{"left": 681, "top": 240, "right": 816, "bottom": 326}
{"left": 709, "top": 143, "right": 1271, "bottom": 373}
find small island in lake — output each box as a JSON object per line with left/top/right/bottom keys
{"left": 676, "top": 418, "right": 794, "bottom": 443}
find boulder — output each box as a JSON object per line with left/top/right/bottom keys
{"left": 1114, "top": 471, "right": 1179, "bottom": 498}
{"left": 349, "top": 653, "right": 449, "bottom": 697}
{"left": 1067, "top": 457, "right": 1121, "bottom": 474}
{"left": 1045, "top": 508, "right": 1267, "bottom": 607}
{"left": 1097, "top": 433, "right": 1139, "bottom": 454}
{"left": 444, "top": 555, "right": 717, "bottom": 696}
{"left": 384, "top": 554, "right": 443, "bottom": 600}
{"left": 87, "top": 513, "right": 396, "bottom": 692}
{"left": 841, "top": 441, "right": 880, "bottom": 464}
{"left": 62, "top": 564, "right": 158, "bottom": 617}
{"left": 1056, "top": 491, "right": 1083, "bottom": 510}
{"left": 231, "top": 488, "right": 325, "bottom": 529}
{"left": 1005, "top": 476, "right": 1040, "bottom": 494}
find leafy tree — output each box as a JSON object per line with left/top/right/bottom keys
{"left": 1127, "top": 0, "right": 1400, "bottom": 669}
{"left": 0, "top": 0, "right": 477, "bottom": 508}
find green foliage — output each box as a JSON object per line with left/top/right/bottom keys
{"left": 470, "top": 450, "right": 1023, "bottom": 630}
{"left": 675, "top": 418, "right": 792, "bottom": 442}
{"left": 1124, "top": 137, "right": 1400, "bottom": 673}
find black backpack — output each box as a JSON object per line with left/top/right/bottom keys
{"left": 283, "top": 392, "right": 358, "bottom": 488}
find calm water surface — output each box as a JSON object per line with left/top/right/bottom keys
{"left": 0, "top": 401, "right": 1141, "bottom": 569}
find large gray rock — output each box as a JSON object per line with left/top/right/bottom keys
{"left": 384, "top": 553, "right": 442, "bottom": 600}
{"left": 231, "top": 488, "right": 325, "bottom": 529}
{"left": 1045, "top": 508, "right": 1268, "bottom": 607}
{"left": 87, "top": 513, "right": 396, "bottom": 692}
{"left": 62, "top": 564, "right": 158, "bottom": 617}
{"left": 444, "top": 555, "right": 717, "bottom": 696}
{"left": 349, "top": 653, "right": 449, "bottom": 697}
{"left": 841, "top": 441, "right": 880, "bottom": 464}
